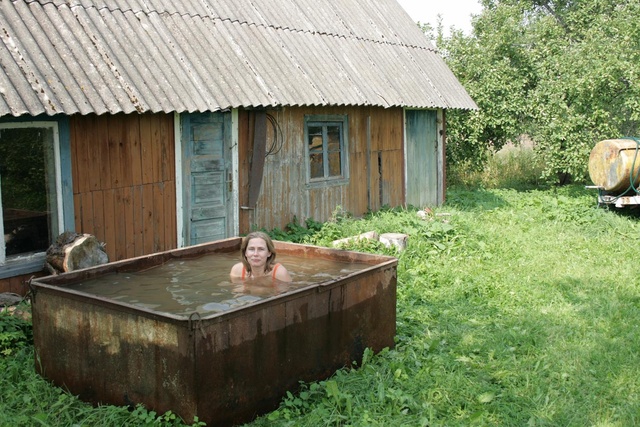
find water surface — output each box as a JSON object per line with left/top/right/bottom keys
{"left": 69, "top": 252, "right": 369, "bottom": 316}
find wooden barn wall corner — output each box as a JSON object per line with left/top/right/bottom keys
{"left": 70, "top": 113, "right": 177, "bottom": 262}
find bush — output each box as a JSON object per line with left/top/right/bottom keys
{"left": 448, "top": 143, "right": 545, "bottom": 190}
{"left": 0, "top": 305, "right": 33, "bottom": 356}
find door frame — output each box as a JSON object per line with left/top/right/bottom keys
{"left": 174, "top": 111, "right": 239, "bottom": 248}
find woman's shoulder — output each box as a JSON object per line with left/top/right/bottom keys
{"left": 230, "top": 262, "right": 244, "bottom": 277}
{"left": 272, "top": 263, "right": 292, "bottom": 282}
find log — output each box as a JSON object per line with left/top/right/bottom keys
{"left": 45, "top": 231, "right": 109, "bottom": 274}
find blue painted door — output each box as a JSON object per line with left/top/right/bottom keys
{"left": 405, "top": 110, "right": 440, "bottom": 207}
{"left": 181, "top": 112, "right": 232, "bottom": 245}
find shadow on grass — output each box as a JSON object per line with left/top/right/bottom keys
{"left": 600, "top": 204, "right": 640, "bottom": 220}
{"left": 445, "top": 187, "right": 509, "bottom": 211}
{"left": 445, "top": 183, "right": 621, "bottom": 213}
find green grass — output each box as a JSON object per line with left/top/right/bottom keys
{"left": 253, "top": 185, "right": 640, "bottom": 426}
{"left": 3, "top": 184, "right": 640, "bottom": 426}
{"left": 447, "top": 145, "right": 545, "bottom": 190}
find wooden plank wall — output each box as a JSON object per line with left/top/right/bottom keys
{"left": 0, "top": 272, "right": 47, "bottom": 296}
{"left": 237, "top": 106, "right": 404, "bottom": 233}
{"left": 237, "top": 111, "right": 254, "bottom": 234}
{"left": 71, "top": 113, "right": 176, "bottom": 262}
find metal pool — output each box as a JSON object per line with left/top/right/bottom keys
{"left": 30, "top": 237, "right": 397, "bottom": 426}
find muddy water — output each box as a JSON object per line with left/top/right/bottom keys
{"left": 68, "top": 252, "right": 370, "bottom": 316}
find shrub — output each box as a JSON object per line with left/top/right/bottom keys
{"left": 0, "top": 305, "right": 33, "bottom": 356}
{"left": 448, "top": 143, "right": 545, "bottom": 190}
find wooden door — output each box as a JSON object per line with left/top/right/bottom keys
{"left": 181, "top": 112, "right": 232, "bottom": 245}
{"left": 405, "top": 110, "right": 440, "bottom": 207}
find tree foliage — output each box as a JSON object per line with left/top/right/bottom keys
{"left": 438, "top": 0, "right": 640, "bottom": 184}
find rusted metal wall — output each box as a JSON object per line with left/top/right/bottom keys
{"left": 31, "top": 238, "right": 397, "bottom": 427}
{"left": 70, "top": 113, "right": 177, "bottom": 261}
{"left": 238, "top": 106, "right": 405, "bottom": 233}
{"left": 32, "top": 288, "right": 195, "bottom": 415}
{"left": 195, "top": 264, "right": 397, "bottom": 425}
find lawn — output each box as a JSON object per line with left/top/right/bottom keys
{"left": 2, "top": 185, "right": 639, "bottom": 426}
{"left": 249, "top": 185, "right": 640, "bottom": 426}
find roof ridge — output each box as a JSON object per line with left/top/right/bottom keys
{"left": 21, "top": 0, "right": 437, "bottom": 53}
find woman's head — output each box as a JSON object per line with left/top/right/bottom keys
{"left": 240, "top": 231, "right": 277, "bottom": 274}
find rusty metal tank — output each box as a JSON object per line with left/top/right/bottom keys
{"left": 29, "top": 237, "right": 397, "bottom": 427}
{"left": 589, "top": 138, "right": 640, "bottom": 193}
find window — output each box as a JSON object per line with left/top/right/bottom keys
{"left": 304, "top": 115, "right": 349, "bottom": 186}
{"left": 0, "top": 122, "right": 62, "bottom": 267}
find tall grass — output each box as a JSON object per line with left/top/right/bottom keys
{"left": 447, "top": 144, "right": 545, "bottom": 190}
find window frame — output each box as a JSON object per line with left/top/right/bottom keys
{"left": 303, "top": 114, "right": 349, "bottom": 188}
{"left": 0, "top": 121, "right": 64, "bottom": 277}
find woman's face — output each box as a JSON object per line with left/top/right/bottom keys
{"left": 244, "top": 237, "right": 271, "bottom": 270}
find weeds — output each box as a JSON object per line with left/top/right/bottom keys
{"left": 0, "top": 304, "right": 32, "bottom": 356}
{"left": 4, "top": 163, "right": 640, "bottom": 425}
{"left": 448, "top": 144, "right": 545, "bottom": 190}
{"left": 264, "top": 216, "right": 324, "bottom": 243}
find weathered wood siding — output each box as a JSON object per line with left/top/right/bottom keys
{"left": 71, "top": 113, "right": 176, "bottom": 261}
{"left": 0, "top": 272, "right": 46, "bottom": 296}
{"left": 238, "top": 106, "right": 404, "bottom": 232}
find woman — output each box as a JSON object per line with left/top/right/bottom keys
{"left": 229, "top": 231, "right": 292, "bottom": 282}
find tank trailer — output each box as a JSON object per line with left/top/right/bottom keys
{"left": 587, "top": 138, "right": 640, "bottom": 208}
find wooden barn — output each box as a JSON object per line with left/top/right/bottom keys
{"left": 0, "top": 0, "right": 476, "bottom": 293}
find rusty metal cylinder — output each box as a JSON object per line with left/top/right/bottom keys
{"left": 589, "top": 138, "right": 640, "bottom": 193}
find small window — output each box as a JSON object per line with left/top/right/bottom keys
{"left": 304, "top": 115, "right": 349, "bottom": 186}
{"left": 0, "top": 123, "right": 62, "bottom": 264}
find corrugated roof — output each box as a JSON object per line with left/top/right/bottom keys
{"left": 0, "top": 0, "right": 477, "bottom": 117}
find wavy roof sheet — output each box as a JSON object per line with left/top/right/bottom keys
{"left": 0, "top": 0, "right": 477, "bottom": 117}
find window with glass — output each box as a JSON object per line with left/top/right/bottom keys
{"left": 304, "top": 115, "right": 348, "bottom": 185}
{"left": 0, "top": 123, "right": 61, "bottom": 263}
